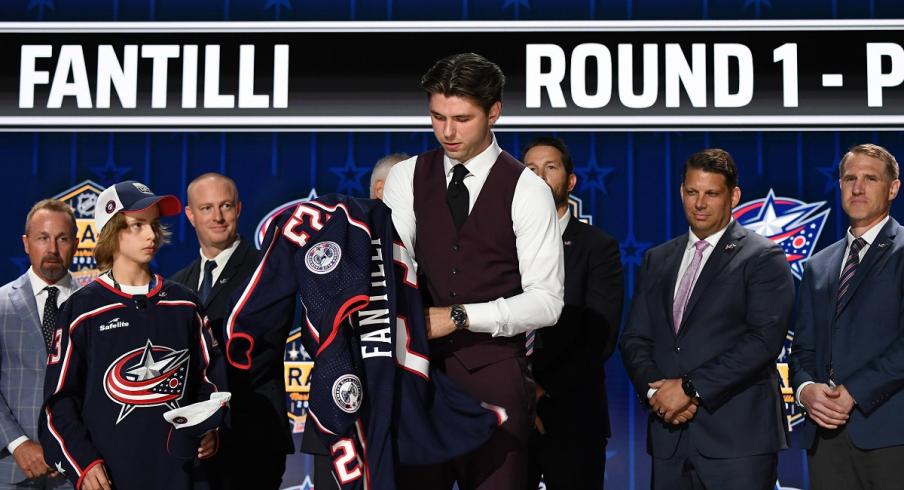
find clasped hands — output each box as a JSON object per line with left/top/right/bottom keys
{"left": 798, "top": 383, "right": 855, "bottom": 429}
{"left": 649, "top": 379, "right": 699, "bottom": 425}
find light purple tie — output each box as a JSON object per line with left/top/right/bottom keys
{"left": 672, "top": 239, "right": 709, "bottom": 333}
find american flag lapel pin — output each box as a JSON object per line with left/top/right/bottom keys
{"left": 564, "top": 240, "right": 573, "bottom": 246}
{"left": 219, "top": 277, "right": 229, "bottom": 284}
{"left": 878, "top": 242, "right": 888, "bottom": 248}
{"left": 725, "top": 243, "right": 736, "bottom": 251}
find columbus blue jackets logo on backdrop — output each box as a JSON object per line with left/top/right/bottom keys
{"left": 306, "top": 241, "right": 341, "bottom": 274}
{"left": 103, "top": 339, "right": 190, "bottom": 423}
{"left": 332, "top": 375, "right": 362, "bottom": 413}
{"left": 733, "top": 189, "right": 830, "bottom": 280}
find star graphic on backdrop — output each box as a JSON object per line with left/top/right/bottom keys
{"left": 9, "top": 257, "right": 30, "bottom": 276}
{"left": 744, "top": 0, "right": 771, "bottom": 8}
{"left": 574, "top": 158, "right": 615, "bottom": 195}
{"left": 28, "top": 0, "right": 55, "bottom": 11}
{"left": 90, "top": 157, "right": 131, "bottom": 187}
{"left": 330, "top": 160, "right": 370, "bottom": 196}
{"left": 287, "top": 344, "right": 300, "bottom": 360}
{"left": 620, "top": 232, "right": 652, "bottom": 267}
{"left": 502, "top": 0, "right": 530, "bottom": 10}
{"left": 264, "top": 0, "right": 292, "bottom": 11}
{"left": 816, "top": 166, "right": 838, "bottom": 194}
{"left": 744, "top": 195, "right": 804, "bottom": 237}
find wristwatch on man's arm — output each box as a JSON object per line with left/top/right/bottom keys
{"left": 450, "top": 304, "right": 468, "bottom": 330}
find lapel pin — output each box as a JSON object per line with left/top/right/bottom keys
{"left": 563, "top": 240, "right": 573, "bottom": 246}
{"left": 725, "top": 243, "right": 736, "bottom": 250}
{"left": 878, "top": 242, "right": 888, "bottom": 248}
{"left": 219, "top": 278, "right": 229, "bottom": 284}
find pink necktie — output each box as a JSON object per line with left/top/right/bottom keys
{"left": 672, "top": 240, "right": 709, "bottom": 333}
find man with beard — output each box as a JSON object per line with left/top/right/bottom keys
{"left": 0, "top": 199, "right": 78, "bottom": 490}
{"left": 521, "top": 137, "right": 624, "bottom": 489}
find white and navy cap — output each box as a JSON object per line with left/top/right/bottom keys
{"left": 94, "top": 180, "right": 182, "bottom": 234}
{"left": 163, "top": 392, "right": 231, "bottom": 460}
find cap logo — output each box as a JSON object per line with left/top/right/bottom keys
{"left": 132, "top": 183, "right": 152, "bottom": 194}
{"left": 105, "top": 200, "right": 117, "bottom": 214}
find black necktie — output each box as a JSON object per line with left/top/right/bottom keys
{"left": 199, "top": 260, "right": 218, "bottom": 304}
{"left": 42, "top": 286, "right": 59, "bottom": 352}
{"left": 837, "top": 237, "right": 866, "bottom": 313}
{"left": 446, "top": 164, "right": 470, "bottom": 232}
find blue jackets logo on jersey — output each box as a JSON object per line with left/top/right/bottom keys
{"left": 306, "top": 241, "right": 342, "bottom": 274}
{"left": 333, "top": 375, "right": 362, "bottom": 413}
{"left": 103, "top": 339, "right": 190, "bottom": 423}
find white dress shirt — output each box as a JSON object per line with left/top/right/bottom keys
{"left": 382, "top": 136, "right": 564, "bottom": 337}
{"left": 197, "top": 237, "right": 241, "bottom": 291}
{"left": 795, "top": 214, "right": 890, "bottom": 405}
{"left": 11, "top": 269, "right": 76, "bottom": 454}
{"left": 648, "top": 220, "right": 732, "bottom": 400}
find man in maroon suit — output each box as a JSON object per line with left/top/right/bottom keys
{"left": 383, "top": 53, "right": 564, "bottom": 490}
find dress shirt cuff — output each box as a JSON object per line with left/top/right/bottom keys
{"left": 647, "top": 388, "right": 658, "bottom": 400}
{"left": 7, "top": 436, "right": 28, "bottom": 455}
{"left": 795, "top": 381, "right": 815, "bottom": 408}
{"left": 461, "top": 302, "right": 496, "bottom": 335}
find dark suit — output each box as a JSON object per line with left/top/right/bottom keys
{"left": 790, "top": 217, "right": 904, "bottom": 486}
{"left": 526, "top": 217, "right": 623, "bottom": 489}
{"left": 620, "top": 220, "right": 793, "bottom": 490}
{"left": 171, "top": 237, "right": 295, "bottom": 490}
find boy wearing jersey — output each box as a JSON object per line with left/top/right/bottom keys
{"left": 39, "top": 181, "right": 226, "bottom": 490}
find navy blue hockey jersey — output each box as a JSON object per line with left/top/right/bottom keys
{"left": 225, "top": 195, "right": 506, "bottom": 490}
{"left": 40, "top": 277, "right": 225, "bottom": 490}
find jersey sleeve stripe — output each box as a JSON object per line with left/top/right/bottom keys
{"left": 394, "top": 316, "right": 429, "bottom": 381}
{"left": 307, "top": 409, "right": 337, "bottom": 436}
{"left": 76, "top": 459, "right": 105, "bottom": 490}
{"left": 44, "top": 408, "right": 84, "bottom": 476}
{"left": 225, "top": 223, "right": 281, "bottom": 343}
{"left": 315, "top": 295, "right": 369, "bottom": 357}
{"left": 53, "top": 303, "right": 126, "bottom": 396}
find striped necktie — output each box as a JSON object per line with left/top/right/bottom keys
{"left": 837, "top": 237, "right": 866, "bottom": 313}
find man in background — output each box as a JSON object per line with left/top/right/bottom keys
{"left": 370, "top": 153, "right": 409, "bottom": 199}
{"left": 522, "top": 137, "right": 623, "bottom": 489}
{"left": 171, "top": 173, "right": 294, "bottom": 490}
{"left": 0, "top": 199, "right": 78, "bottom": 489}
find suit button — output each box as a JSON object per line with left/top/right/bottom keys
{"left": 452, "top": 268, "right": 458, "bottom": 274}
{"left": 674, "top": 347, "right": 681, "bottom": 353}
{"left": 450, "top": 291, "right": 457, "bottom": 297}
{"left": 453, "top": 243, "right": 460, "bottom": 250}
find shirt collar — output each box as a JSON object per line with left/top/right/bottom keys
{"left": 846, "top": 215, "right": 890, "bottom": 247}
{"left": 443, "top": 135, "right": 501, "bottom": 181}
{"left": 687, "top": 218, "right": 734, "bottom": 251}
{"left": 201, "top": 236, "right": 241, "bottom": 271}
{"left": 558, "top": 210, "right": 571, "bottom": 237}
{"left": 27, "top": 267, "right": 73, "bottom": 297}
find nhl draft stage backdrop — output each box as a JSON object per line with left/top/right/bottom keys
{"left": 5, "top": 1, "right": 904, "bottom": 490}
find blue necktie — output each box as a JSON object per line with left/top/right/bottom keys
{"left": 199, "top": 260, "right": 217, "bottom": 304}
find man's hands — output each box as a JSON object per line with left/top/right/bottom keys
{"left": 799, "top": 383, "right": 854, "bottom": 429}
{"left": 198, "top": 431, "right": 217, "bottom": 459}
{"left": 649, "top": 379, "right": 699, "bottom": 425}
{"left": 80, "top": 463, "right": 111, "bottom": 490}
{"left": 425, "top": 306, "right": 461, "bottom": 339}
{"left": 13, "top": 440, "right": 55, "bottom": 480}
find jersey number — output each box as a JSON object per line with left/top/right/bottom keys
{"left": 331, "top": 438, "right": 363, "bottom": 484}
{"left": 282, "top": 204, "right": 326, "bottom": 248}
{"left": 47, "top": 328, "right": 62, "bottom": 364}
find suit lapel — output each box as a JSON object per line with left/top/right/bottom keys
{"left": 835, "top": 218, "right": 898, "bottom": 316}
{"left": 10, "top": 274, "right": 44, "bottom": 347}
{"left": 184, "top": 257, "right": 202, "bottom": 293}
{"left": 562, "top": 217, "right": 579, "bottom": 264}
{"left": 203, "top": 238, "right": 251, "bottom": 308}
{"left": 679, "top": 221, "right": 745, "bottom": 333}
{"left": 661, "top": 237, "right": 687, "bottom": 335}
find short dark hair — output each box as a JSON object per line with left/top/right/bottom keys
{"left": 522, "top": 137, "right": 574, "bottom": 176}
{"left": 682, "top": 148, "right": 739, "bottom": 191}
{"left": 421, "top": 53, "right": 505, "bottom": 114}
{"left": 839, "top": 143, "right": 900, "bottom": 182}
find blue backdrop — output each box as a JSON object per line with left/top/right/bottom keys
{"left": 4, "top": 1, "right": 904, "bottom": 490}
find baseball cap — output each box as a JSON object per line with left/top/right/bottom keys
{"left": 163, "top": 392, "right": 231, "bottom": 459}
{"left": 94, "top": 180, "right": 182, "bottom": 234}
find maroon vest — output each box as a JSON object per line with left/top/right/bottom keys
{"left": 413, "top": 147, "right": 526, "bottom": 369}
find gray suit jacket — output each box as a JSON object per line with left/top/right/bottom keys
{"left": 0, "top": 272, "right": 75, "bottom": 485}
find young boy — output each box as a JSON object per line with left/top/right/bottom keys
{"left": 40, "top": 181, "right": 226, "bottom": 490}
